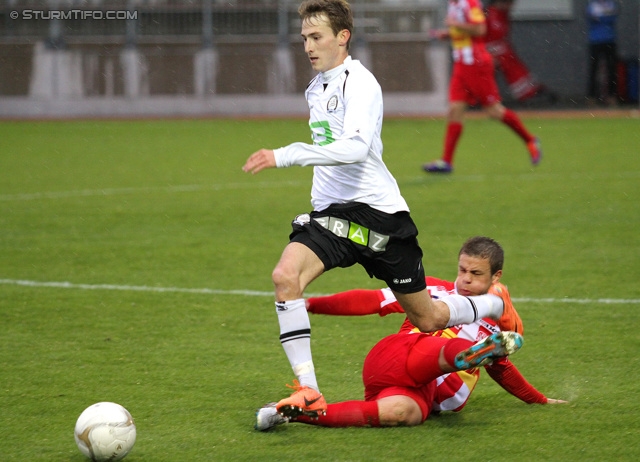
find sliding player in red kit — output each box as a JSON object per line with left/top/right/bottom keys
{"left": 255, "top": 237, "right": 566, "bottom": 430}
{"left": 423, "top": 0, "right": 542, "bottom": 174}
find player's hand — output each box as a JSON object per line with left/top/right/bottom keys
{"left": 546, "top": 398, "right": 568, "bottom": 404}
{"left": 429, "top": 28, "right": 448, "bottom": 40}
{"left": 243, "top": 149, "right": 276, "bottom": 174}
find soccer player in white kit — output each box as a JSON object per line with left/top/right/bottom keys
{"left": 242, "top": 0, "right": 518, "bottom": 418}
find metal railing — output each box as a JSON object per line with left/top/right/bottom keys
{"left": 0, "top": 0, "right": 442, "bottom": 44}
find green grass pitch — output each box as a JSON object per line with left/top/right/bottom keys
{"left": 1, "top": 113, "right": 639, "bottom": 461}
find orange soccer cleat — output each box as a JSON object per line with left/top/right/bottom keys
{"left": 489, "top": 283, "right": 524, "bottom": 335}
{"left": 276, "top": 380, "right": 327, "bottom": 418}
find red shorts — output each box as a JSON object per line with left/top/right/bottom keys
{"left": 362, "top": 333, "right": 446, "bottom": 422}
{"left": 449, "top": 60, "right": 501, "bottom": 106}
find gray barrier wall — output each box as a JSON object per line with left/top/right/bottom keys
{"left": 0, "top": 0, "right": 637, "bottom": 118}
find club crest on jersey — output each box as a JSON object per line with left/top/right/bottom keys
{"left": 327, "top": 95, "right": 339, "bottom": 112}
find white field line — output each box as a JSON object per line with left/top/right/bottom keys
{"left": 0, "top": 278, "right": 274, "bottom": 298}
{"left": 1, "top": 171, "right": 639, "bottom": 202}
{"left": 1, "top": 278, "right": 638, "bottom": 304}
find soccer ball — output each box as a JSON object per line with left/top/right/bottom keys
{"left": 74, "top": 402, "right": 137, "bottom": 462}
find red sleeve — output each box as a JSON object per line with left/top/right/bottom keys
{"left": 378, "top": 300, "right": 406, "bottom": 316}
{"left": 485, "top": 358, "right": 548, "bottom": 404}
{"left": 307, "top": 289, "right": 387, "bottom": 316}
{"left": 307, "top": 276, "right": 446, "bottom": 317}
{"left": 466, "top": 0, "right": 487, "bottom": 25}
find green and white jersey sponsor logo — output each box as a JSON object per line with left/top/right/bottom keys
{"left": 310, "top": 120, "right": 335, "bottom": 146}
{"left": 313, "top": 216, "right": 389, "bottom": 252}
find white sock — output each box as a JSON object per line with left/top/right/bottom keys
{"left": 442, "top": 294, "right": 504, "bottom": 327}
{"left": 276, "top": 299, "right": 319, "bottom": 391}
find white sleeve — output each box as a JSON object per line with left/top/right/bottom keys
{"left": 273, "top": 138, "right": 369, "bottom": 168}
{"left": 341, "top": 74, "right": 380, "bottom": 149}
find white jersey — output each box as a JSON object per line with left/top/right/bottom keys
{"left": 274, "top": 56, "right": 409, "bottom": 214}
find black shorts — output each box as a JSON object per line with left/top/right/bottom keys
{"left": 289, "top": 202, "right": 426, "bottom": 294}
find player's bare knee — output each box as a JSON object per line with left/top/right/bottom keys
{"left": 486, "top": 103, "right": 506, "bottom": 120}
{"left": 379, "top": 399, "right": 422, "bottom": 427}
{"left": 271, "top": 266, "right": 301, "bottom": 299}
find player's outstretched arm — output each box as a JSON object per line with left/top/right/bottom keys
{"left": 429, "top": 28, "right": 450, "bottom": 40}
{"left": 485, "top": 359, "right": 567, "bottom": 405}
{"left": 242, "top": 148, "right": 276, "bottom": 174}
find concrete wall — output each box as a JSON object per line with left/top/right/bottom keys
{"left": 0, "top": 38, "right": 449, "bottom": 118}
{"left": 504, "top": 0, "right": 638, "bottom": 102}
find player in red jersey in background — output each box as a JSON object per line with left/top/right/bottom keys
{"left": 423, "top": 0, "right": 542, "bottom": 174}
{"left": 255, "top": 236, "right": 566, "bottom": 430}
{"left": 484, "top": 0, "right": 554, "bottom": 103}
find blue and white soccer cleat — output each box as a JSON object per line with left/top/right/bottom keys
{"left": 454, "top": 331, "right": 524, "bottom": 369}
{"left": 422, "top": 159, "right": 453, "bottom": 173}
{"left": 527, "top": 137, "right": 543, "bottom": 165}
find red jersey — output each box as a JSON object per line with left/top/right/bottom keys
{"left": 396, "top": 277, "right": 500, "bottom": 411}
{"left": 326, "top": 277, "right": 547, "bottom": 412}
{"left": 379, "top": 276, "right": 547, "bottom": 412}
{"left": 447, "top": 0, "right": 493, "bottom": 65}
